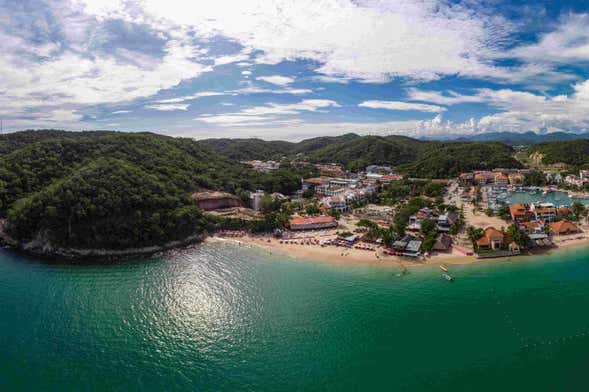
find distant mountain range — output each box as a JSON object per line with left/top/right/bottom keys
{"left": 422, "top": 131, "right": 589, "bottom": 145}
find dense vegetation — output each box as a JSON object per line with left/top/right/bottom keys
{"left": 199, "top": 133, "right": 361, "bottom": 161}
{"left": 527, "top": 139, "right": 589, "bottom": 167}
{"left": 8, "top": 158, "right": 209, "bottom": 249}
{"left": 380, "top": 179, "right": 446, "bottom": 204}
{"left": 398, "top": 142, "right": 522, "bottom": 178}
{"left": 306, "top": 135, "right": 423, "bottom": 171}
{"left": 201, "top": 134, "right": 522, "bottom": 177}
{"left": 0, "top": 130, "right": 311, "bottom": 251}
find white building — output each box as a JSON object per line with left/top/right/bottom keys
{"left": 250, "top": 190, "right": 265, "bottom": 211}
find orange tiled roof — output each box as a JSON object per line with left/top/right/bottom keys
{"left": 550, "top": 220, "right": 580, "bottom": 234}
{"left": 289, "top": 216, "right": 336, "bottom": 225}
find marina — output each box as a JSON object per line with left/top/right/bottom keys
{"left": 487, "top": 187, "right": 589, "bottom": 211}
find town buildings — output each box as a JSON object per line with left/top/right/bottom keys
{"left": 550, "top": 220, "right": 581, "bottom": 235}
{"left": 366, "top": 165, "right": 393, "bottom": 174}
{"left": 509, "top": 203, "right": 535, "bottom": 223}
{"left": 288, "top": 216, "right": 338, "bottom": 231}
{"left": 476, "top": 227, "right": 504, "bottom": 250}
{"left": 242, "top": 160, "right": 280, "bottom": 172}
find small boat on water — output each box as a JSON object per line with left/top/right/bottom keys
{"left": 441, "top": 273, "right": 454, "bottom": 282}
{"left": 439, "top": 265, "right": 448, "bottom": 272}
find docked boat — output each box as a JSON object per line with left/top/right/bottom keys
{"left": 441, "top": 273, "right": 454, "bottom": 282}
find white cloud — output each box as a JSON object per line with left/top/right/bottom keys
{"left": 406, "top": 88, "right": 487, "bottom": 105}
{"left": 256, "top": 75, "right": 295, "bottom": 86}
{"left": 146, "top": 103, "right": 190, "bottom": 111}
{"left": 407, "top": 80, "right": 589, "bottom": 134}
{"left": 154, "top": 92, "right": 226, "bottom": 104}
{"left": 359, "top": 100, "right": 445, "bottom": 113}
{"left": 86, "top": 0, "right": 514, "bottom": 83}
{"left": 510, "top": 14, "right": 589, "bottom": 64}
{"left": 214, "top": 52, "right": 251, "bottom": 66}
{"left": 196, "top": 99, "right": 339, "bottom": 126}
{"left": 0, "top": 33, "right": 211, "bottom": 124}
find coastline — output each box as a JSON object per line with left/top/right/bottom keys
{"left": 0, "top": 226, "right": 205, "bottom": 262}
{"left": 209, "top": 232, "right": 589, "bottom": 269}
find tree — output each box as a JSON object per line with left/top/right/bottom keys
{"left": 302, "top": 186, "right": 316, "bottom": 198}
{"left": 381, "top": 228, "right": 395, "bottom": 247}
{"left": 420, "top": 218, "right": 436, "bottom": 236}
{"left": 505, "top": 223, "right": 529, "bottom": 248}
{"left": 328, "top": 208, "right": 341, "bottom": 220}
{"left": 305, "top": 203, "right": 320, "bottom": 215}
{"left": 524, "top": 170, "right": 547, "bottom": 187}
{"left": 421, "top": 231, "right": 437, "bottom": 253}
{"left": 496, "top": 203, "right": 511, "bottom": 221}
{"left": 466, "top": 226, "right": 484, "bottom": 245}
{"left": 571, "top": 201, "right": 586, "bottom": 221}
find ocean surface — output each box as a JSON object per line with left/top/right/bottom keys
{"left": 2, "top": 243, "right": 589, "bottom": 391}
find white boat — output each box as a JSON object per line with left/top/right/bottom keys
{"left": 441, "top": 273, "right": 454, "bottom": 282}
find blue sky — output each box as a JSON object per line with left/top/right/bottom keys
{"left": 2, "top": 0, "right": 589, "bottom": 140}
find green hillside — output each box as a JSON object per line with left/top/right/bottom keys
{"left": 201, "top": 133, "right": 521, "bottom": 177}
{"left": 527, "top": 139, "right": 589, "bottom": 167}
{"left": 0, "top": 131, "right": 305, "bottom": 252}
{"left": 399, "top": 142, "right": 523, "bottom": 178}
{"left": 307, "top": 135, "right": 424, "bottom": 171}
{"left": 198, "top": 133, "right": 362, "bottom": 161}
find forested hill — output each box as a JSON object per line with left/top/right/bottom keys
{"left": 527, "top": 139, "right": 589, "bottom": 167}
{"left": 200, "top": 134, "right": 522, "bottom": 175}
{"left": 398, "top": 142, "right": 523, "bottom": 178}
{"left": 0, "top": 130, "right": 309, "bottom": 253}
{"left": 198, "top": 133, "right": 360, "bottom": 160}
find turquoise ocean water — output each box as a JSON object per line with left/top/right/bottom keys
{"left": 2, "top": 243, "right": 589, "bottom": 391}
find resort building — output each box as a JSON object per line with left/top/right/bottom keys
{"left": 437, "top": 212, "right": 459, "bottom": 232}
{"left": 407, "top": 208, "right": 434, "bottom": 231}
{"left": 242, "top": 160, "right": 280, "bottom": 172}
{"left": 494, "top": 173, "right": 509, "bottom": 187}
{"left": 288, "top": 216, "right": 338, "bottom": 231}
{"left": 459, "top": 173, "right": 474, "bottom": 185}
{"left": 380, "top": 174, "right": 403, "bottom": 184}
{"left": 509, "top": 203, "right": 534, "bottom": 223}
{"left": 508, "top": 173, "right": 525, "bottom": 185}
{"left": 550, "top": 220, "right": 581, "bottom": 235}
{"left": 546, "top": 172, "right": 563, "bottom": 184}
{"left": 432, "top": 234, "right": 453, "bottom": 252}
{"left": 565, "top": 175, "right": 584, "bottom": 188}
{"left": 531, "top": 203, "right": 558, "bottom": 222}
{"left": 474, "top": 173, "right": 488, "bottom": 186}
{"left": 404, "top": 240, "right": 423, "bottom": 257}
{"left": 316, "top": 164, "right": 344, "bottom": 177}
{"left": 476, "top": 227, "right": 504, "bottom": 250}
{"left": 366, "top": 165, "right": 393, "bottom": 174}
{"left": 249, "top": 190, "right": 266, "bottom": 211}
{"left": 321, "top": 196, "right": 349, "bottom": 212}
{"left": 302, "top": 177, "right": 326, "bottom": 192}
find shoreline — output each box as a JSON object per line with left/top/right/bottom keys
{"left": 209, "top": 232, "right": 589, "bottom": 269}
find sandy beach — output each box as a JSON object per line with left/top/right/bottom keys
{"left": 209, "top": 233, "right": 479, "bottom": 268}
{"left": 209, "top": 232, "right": 589, "bottom": 269}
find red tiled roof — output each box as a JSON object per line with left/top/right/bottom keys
{"left": 289, "top": 216, "right": 336, "bottom": 225}
{"left": 550, "top": 220, "right": 580, "bottom": 234}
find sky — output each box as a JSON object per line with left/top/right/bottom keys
{"left": 2, "top": 0, "right": 589, "bottom": 140}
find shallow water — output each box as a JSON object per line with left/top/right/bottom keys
{"left": 1, "top": 244, "right": 589, "bottom": 391}
{"left": 507, "top": 189, "right": 589, "bottom": 206}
